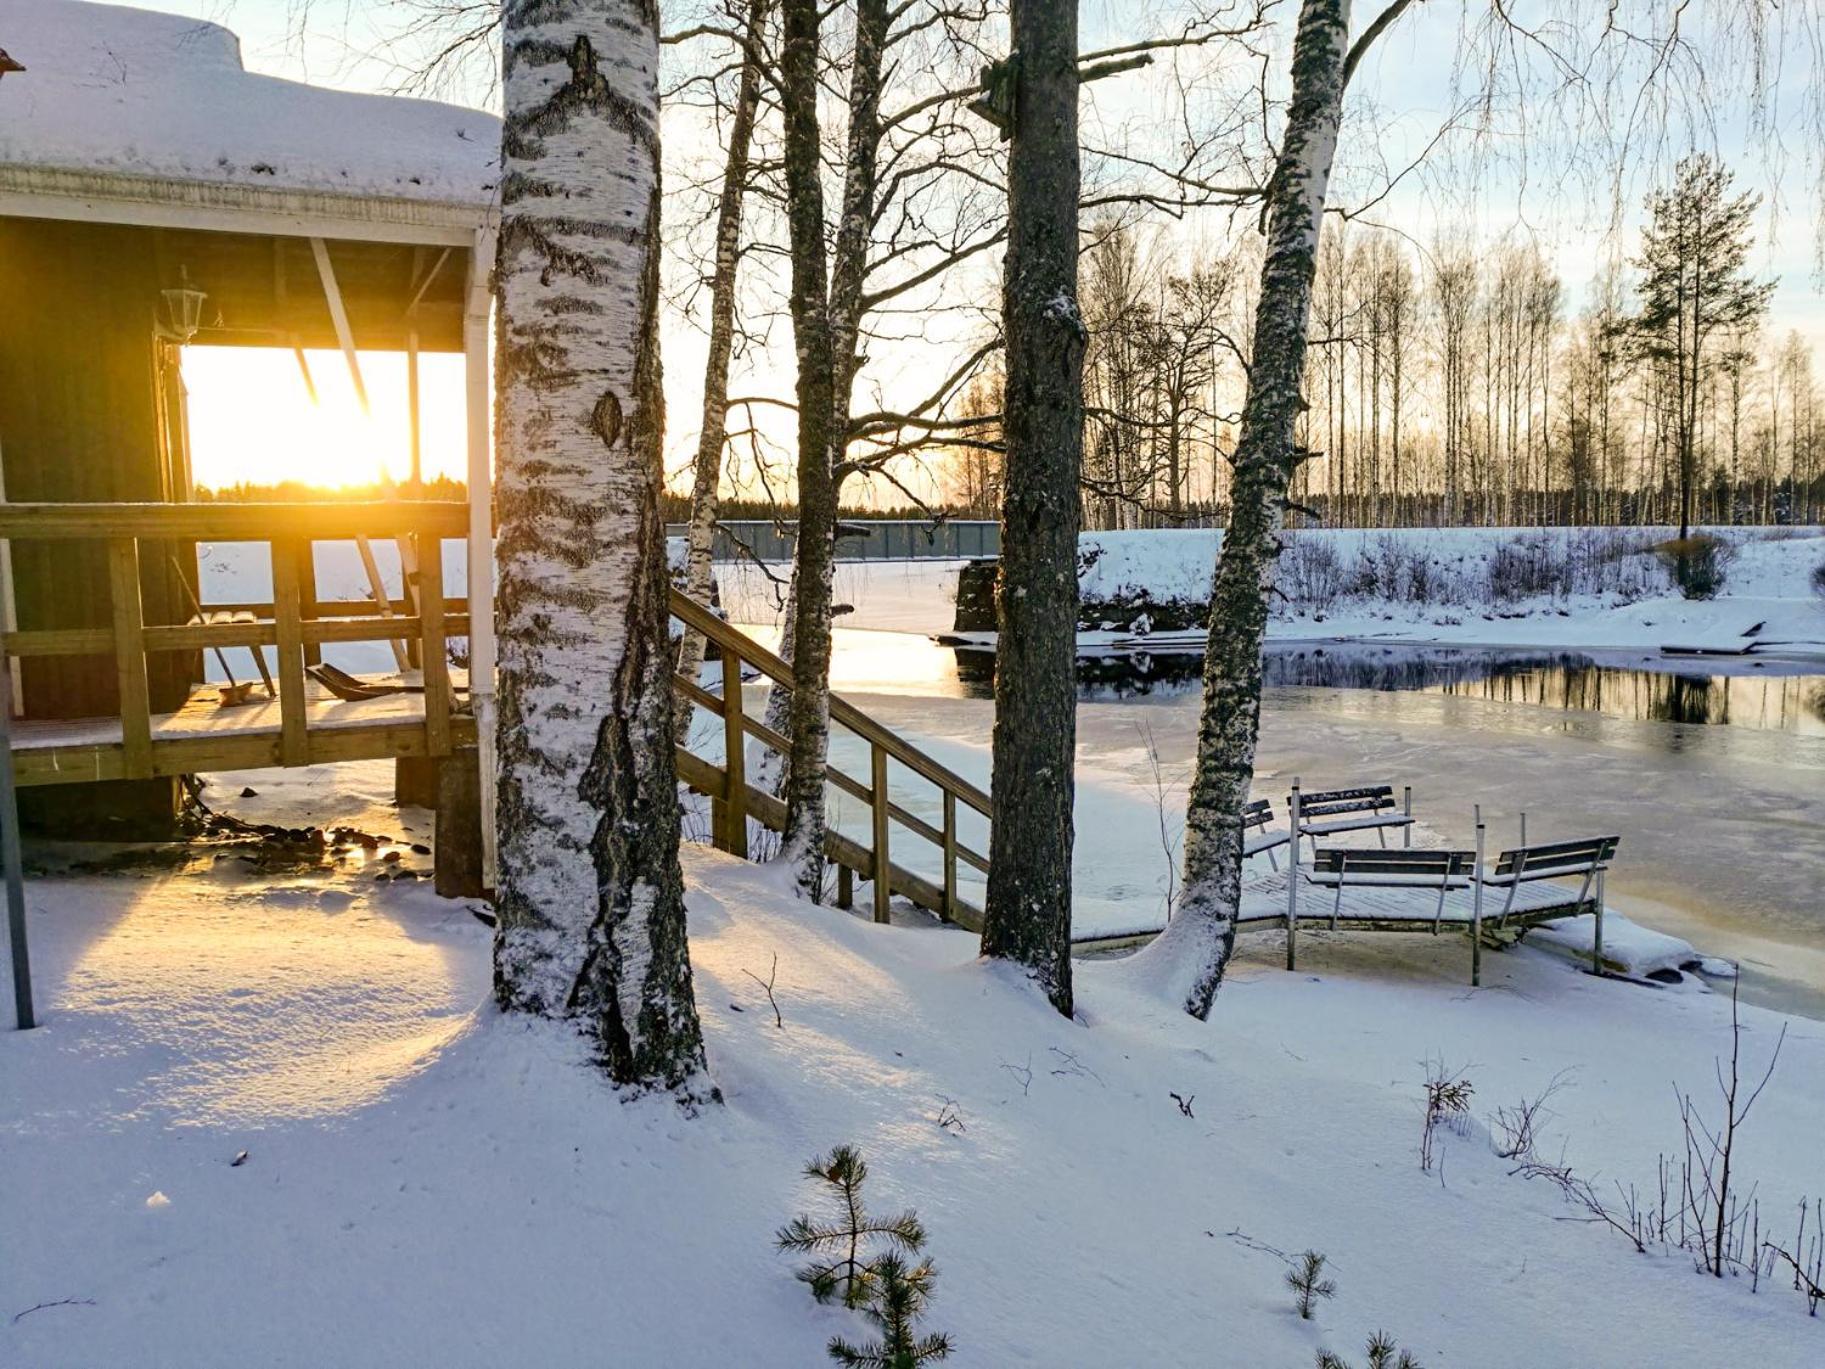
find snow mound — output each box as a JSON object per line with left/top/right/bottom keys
{"left": 0, "top": 0, "right": 499, "bottom": 204}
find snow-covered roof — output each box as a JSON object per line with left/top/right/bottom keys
{"left": 0, "top": 0, "right": 499, "bottom": 236}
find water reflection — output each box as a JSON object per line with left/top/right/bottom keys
{"left": 911, "top": 630, "right": 1825, "bottom": 736}
{"left": 1266, "top": 646, "right": 1825, "bottom": 736}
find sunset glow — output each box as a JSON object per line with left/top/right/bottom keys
{"left": 181, "top": 346, "right": 470, "bottom": 491}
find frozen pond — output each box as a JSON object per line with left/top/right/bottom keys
{"left": 747, "top": 625, "right": 1825, "bottom": 1018}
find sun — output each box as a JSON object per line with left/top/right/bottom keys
{"left": 181, "top": 346, "right": 471, "bottom": 492}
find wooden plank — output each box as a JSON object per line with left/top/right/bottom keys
{"left": 107, "top": 538, "right": 153, "bottom": 779}
{"left": 270, "top": 539, "right": 309, "bottom": 765}
{"left": 1, "top": 628, "right": 114, "bottom": 658}
{"left": 872, "top": 743, "right": 891, "bottom": 924}
{"left": 417, "top": 532, "right": 451, "bottom": 757}
{"left": 0, "top": 502, "right": 470, "bottom": 541}
{"left": 296, "top": 540, "right": 322, "bottom": 667}
{"left": 943, "top": 790, "right": 958, "bottom": 924}
{"left": 720, "top": 650, "right": 747, "bottom": 858}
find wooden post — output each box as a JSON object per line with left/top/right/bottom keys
{"left": 107, "top": 538, "right": 153, "bottom": 779}
{"left": 271, "top": 538, "right": 309, "bottom": 766}
{"left": 1285, "top": 777, "right": 1301, "bottom": 971}
{"left": 1592, "top": 869, "right": 1605, "bottom": 976}
{"left": 942, "top": 790, "right": 958, "bottom": 924}
{"left": 297, "top": 540, "right": 322, "bottom": 668}
{"left": 417, "top": 530, "right": 451, "bottom": 758}
{"left": 434, "top": 745, "right": 484, "bottom": 898}
{"left": 720, "top": 649, "right": 748, "bottom": 858}
{"left": 0, "top": 622, "right": 34, "bottom": 1030}
{"left": 1402, "top": 784, "right": 1412, "bottom": 848}
{"left": 1471, "top": 806, "right": 1486, "bottom": 987}
{"left": 871, "top": 742, "right": 891, "bottom": 923}
{"left": 837, "top": 862, "right": 854, "bottom": 910}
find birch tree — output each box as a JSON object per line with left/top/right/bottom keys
{"left": 775, "top": 0, "right": 841, "bottom": 899}
{"left": 980, "top": 0, "right": 1086, "bottom": 1017}
{"left": 1133, "top": 0, "right": 1372, "bottom": 1018}
{"left": 492, "top": 0, "right": 712, "bottom": 1096}
{"left": 677, "top": 0, "right": 772, "bottom": 684}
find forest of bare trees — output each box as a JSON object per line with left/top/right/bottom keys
{"left": 946, "top": 200, "right": 1822, "bottom": 533}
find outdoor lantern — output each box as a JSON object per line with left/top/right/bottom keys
{"left": 160, "top": 267, "right": 207, "bottom": 343}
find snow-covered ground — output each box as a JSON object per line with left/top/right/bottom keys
{"left": 3, "top": 772, "right": 1822, "bottom": 1366}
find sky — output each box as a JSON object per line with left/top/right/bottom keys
{"left": 77, "top": 0, "right": 1825, "bottom": 494}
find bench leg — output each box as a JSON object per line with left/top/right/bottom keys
{"left": 1591, "top": 870, "right": 1605, "bottom": 976}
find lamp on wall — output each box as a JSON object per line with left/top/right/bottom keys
{"left": 159, "top": 267, "right": 207, "bottom": 343}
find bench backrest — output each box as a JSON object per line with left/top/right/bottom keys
{"left": 1493, "top": 836, "right": 1620, "bottom": 881}
{"left": 1295, "top": 785, "right": 1397, "bottom": 818}
{"left": 1242, "top": 798, "right": 1274, "bottom": 831}
{"left": 1310, "top": 848, "right": 1474, "bottom": 880}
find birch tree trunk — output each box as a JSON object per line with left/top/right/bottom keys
{"left": 677, "top": 0, "right": 771, "bottom": 686}
{"left": 979, "top": 0, "right": 1084, "bottom": 1016}
{"left": 492, "top": 0, "right": 712, "bottom": 1097}
{"left": 776, "top": 0, "right": 839, "bottom": 900}
{"left": 1135, "top": 0, "right": 1353, "bottom": 1019}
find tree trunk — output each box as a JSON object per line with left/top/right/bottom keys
{"left": 677, "top": 0, "right": 770, "bottom": 686}
{"left": 777, "top": 0, "right": 839, "bottom": 900}
{"left": 492, "top": 0, "right": 711, "bottom": 1097}
{"left": 980, "top": 0, "right": 1084, "bottom": 1017}
{"left": 1134, "top": 0, "right": 1352, "bottom": 1018}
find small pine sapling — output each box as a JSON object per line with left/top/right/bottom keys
{"left": 826, "top": 1252, "right": 954, "bottom": 1367}
{"left": 1317, "top": 1331, "right": 1419, "bottom": 1369}
{"left": 778, "top": 1146, "right": 927, "bottom": 1308}
{"left": 1287, "top": 1250, "right": 1337, "bottom": 1319}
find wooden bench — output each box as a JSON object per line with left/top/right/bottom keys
{"left": 1304, "top": 847, "right": 1476, "bottom": 935}
{"left": 1482, "top": 835, "right": 1620, "bottom": 974}
{"left": 1242, "top": 798, "right": 1289, "bottom": 868}
{"left": 1291, "top": 784, "right": 1414, "bottom": 851}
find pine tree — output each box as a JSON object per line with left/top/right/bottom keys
{"left": 777, "top": 1146, "right": 927, "bottom": 1308}
{"left": 1317, "top": 1332, "right": 1419, "bottom": 1369}
{"left": 826, "top": 1253, "right": 954, "bottom": 1368}
{"left": 1631, "top": 154, "right": 1774, "bottom": 540}
{"left": 980, "top": 0, "right": 1084, "bottom": 1018}
{"left": 1286, "top": 1250, "right": 1337, "bottom": 1319}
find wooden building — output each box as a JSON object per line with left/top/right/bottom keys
{"left": 0, "top": 1, "right": 499, "bottom": 846}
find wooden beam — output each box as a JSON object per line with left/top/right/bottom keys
{"left": 417, "top": 532, "right": 451, "bottom": 758}
{"left": 309, "top": 236, "right": 370, "bottom": 413}
{"left": 0, "top": 502, "right": 469, "bottom": 541}
{"left": 107, "top": 539, "right": 153, "bottom": 779}
{"left": 271, "top": 540, "right": 309, "bottom": 765}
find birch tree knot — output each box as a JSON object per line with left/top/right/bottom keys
{"left": 592, "top": 391, "right": 623, "bottom": 449}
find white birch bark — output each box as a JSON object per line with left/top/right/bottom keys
{"left": 1134, "top": 0, "right": 1353, "bottom": 1019}
{"left": 492, "top": 0, "right": 712, "bottom": 1097}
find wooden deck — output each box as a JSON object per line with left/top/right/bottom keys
{"left": 10, "top": 675, "right": 474, "bottom": 786}
{"left": 1073, "top": 866, "right": 1599, "bottom": 954}
{"left": 0, "top": 501, "right": 473, "bottom": 788}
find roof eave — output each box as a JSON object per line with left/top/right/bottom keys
{"left": 0, "top": 163, "right": 496, "bottom": 247}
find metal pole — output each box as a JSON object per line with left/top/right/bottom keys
{"left": 1402, "top": 784, "right": 1412, "bottom": 848}
{"left": 1285, "top": 777, "right": 1301, "bottom": 971}
{"left": 1519, "top": 810, "right": 1527, "bottom": 851}
{"left": 0, "top": 583, "right": 34, "bottom": 1030}
{"left": 1471, "top": 806, "right": 1485, "bottom": 989}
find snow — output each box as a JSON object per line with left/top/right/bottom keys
{"left": 4, "top": 777, "right": 1823, "bottom": 1365}
{"left": 0, "top": 1, "right": 499, "bottom": 206}
{"left": 708, "top": 527, "right": 1825, "bottom": 664}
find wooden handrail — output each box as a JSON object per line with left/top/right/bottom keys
{"left": 669, "top": 586, "right": 990, "bottom": 931}
{"left": 669, "top": 589, "right": 992, "bottom": 816}
{"left": 0, "top": 501, "right": 469, "bottom": 541}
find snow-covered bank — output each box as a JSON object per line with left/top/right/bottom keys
{"left": 3, "top": 825, "right": 1821, "bottom": 1366}
{"left": 714, "top": 526, "right": 1825, "bottom": 663}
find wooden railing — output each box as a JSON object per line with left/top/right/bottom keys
{"left": 669, "top": 590, "right": 991, "bottom": 932}
{"left": 0, "top": 502, "right": 471, "bottom": 783}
